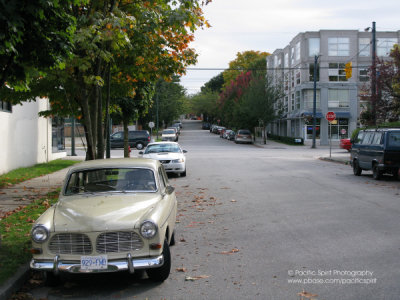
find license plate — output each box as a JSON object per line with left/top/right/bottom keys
{"left": 81, "top": 255, "right": 108, "bottom": 270}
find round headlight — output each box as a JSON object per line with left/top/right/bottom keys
{"left": 31, "top": 225, "right": 49, "bottom": 243}
{"left": 140, "top": 221, "right": 158, "bottom": 239}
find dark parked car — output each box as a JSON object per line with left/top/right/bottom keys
{"left": 110, "top": 130, "right": 151, "bottom": 150}
{"left": 350, "top": 128, "right": 400, "bottom": 180}
{"left": 227, "top": 130, "right": 236, "bottom": 141}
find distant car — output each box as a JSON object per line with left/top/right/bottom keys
{"left": 202, "top": 122, "right": 210, "bottom": 130}
{"left": 223, "top": 129, "right": 233, "bottom": 139}
{"left": 161, "top": 129, "right": 178, "bottom": 142}
{"left": 350, "top": 128, "right": 400, "bottom": 180}
{"left": 227, "top": 130, "right": 236, "bottom": 141}
{"left": 110, "top": 130, "right": 151, "bottom": 150}
{"left": 340, "top": 138, "right": 352, "bottom": 152}
{"left": 30, "top": 158, "right": 177, "bottom": 284}
{"left": 169, "top": 123, "right": 181, "bottom": 135}
{"left": 140, "top": 142, "right": 187, "bottom": 177}
{"left": 173, "top": 120, "right": 182, "bottom": 129}
{"left": 235, "top": 129, "right": 253, "bottom": 144}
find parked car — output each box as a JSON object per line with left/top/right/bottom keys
{"left": 140, "top": 142, "right": 187, "bottom": 177}
{"left": 339, "top": 138, "right": 352, "bottom": 152}
{"left": 216, "top": 126, "right": 225, "bottom": 135}
{"left": 172, "top": 120, "right": 182, "bottom": 129}
{"left": 202, "top": 122, "right": 211, "bottom": 130}
{"left": 350, "top": 128, "right": 400, "bottom": 180}
{"left": 223, "top": 129, "right": 233, "bottom": 139}
{"left": 234, "top": 129, "right": 253, "bottom": 144}
{"left": 30, "top": 158, "right": 177, "bottom": 284}
{"left": 110, "top": 130, "right": 151, "bottom": 150}
{"left": 219, "top": 128, "right": 227, "bottom": 138}
{"left": 161, "top": 129, "right": 178, "bottom": 142}
{"left": 169, "top": 123, "right": 181, "bottom": 135}
{"left": 227, "top": 130, "right": 236, "bottom": 141}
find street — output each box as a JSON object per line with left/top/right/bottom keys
{"left": 30, "top": 120, "right": 400, "bottom": 300}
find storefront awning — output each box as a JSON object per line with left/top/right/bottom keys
{"left": 301, "top": 112, "right": 324, "bottom": 118}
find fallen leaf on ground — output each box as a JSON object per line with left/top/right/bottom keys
{"left": 185, "top": 275, "right": 210, "bottom": 281}
{"left": 176, "top": 267, "right": 187, "bottom": 272}
{"left": 220, "top": 248, "right": 240, "bottom": 255}
{"left": 298, "top": 290, "right": 318, "bottom": 299}
{"left": 231, "top": 199, "right": 237, "bottom": 202}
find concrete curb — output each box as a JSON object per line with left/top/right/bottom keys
{"left": 0, "top": 264, "right": 30, "bottom": 300}
{"left": 319, "top": 157, "right": 349, "bottom": 165}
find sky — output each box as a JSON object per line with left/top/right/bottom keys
{"left": 179, "top": 0, "right": 400, "bottom": 94}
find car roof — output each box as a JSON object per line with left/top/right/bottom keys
{"left": 147, "top": 141, "right": 180, "bottom": 146}
{"left": 362, "top": 128, "right": 400, "bottom": 132}
{"left": 67, "top": 158, "right": 160, "bottom": 173}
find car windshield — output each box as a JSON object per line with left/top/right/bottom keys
{"left": 64, "top": 168, "right": 157, "bottom": 195}
{"left": 238, "top": 130, "right": 251, "bottom": 135}
{"left": 162, "top": 129, "right": 175, "bottom": 134}
{"left": 145, "top": 144, "right": 181, "bottom": 154}
{"left": 388, "top": 132, "right": 400, "bottom": 147}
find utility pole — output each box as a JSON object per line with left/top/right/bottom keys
{"left": 312, "top": 55, "right": 319, "bottom": 148}
{"left": 371, "top": 21, "right": 377, "bottom": 126}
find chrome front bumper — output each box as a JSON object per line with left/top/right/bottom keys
{"left": 30, "top": 253, "right": 164, "bottom": 275}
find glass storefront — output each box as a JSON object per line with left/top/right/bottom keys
{"left": 52, "top": 117, "right": 65, "bottom": 152}
{"left": 305, "top": 118, "right": 320, "bottom": 139}
{"left": 328, "top": 118, "right": 349, "bottom": 139}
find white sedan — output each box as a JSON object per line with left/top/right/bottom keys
{"left": 140, "top": 142, "right": 187, "bottom": 177}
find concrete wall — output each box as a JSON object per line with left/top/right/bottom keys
{"left": 0, "top": 99, "right": 66, "bottom": 175}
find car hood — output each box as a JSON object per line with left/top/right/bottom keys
{"left": 143, "top": 153, "right": 183, "bottom": 160}
{"left": 53, "top": 193, "right": 160, "bottom": 232}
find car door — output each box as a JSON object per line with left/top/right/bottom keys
{"left": 158, "top": 166, "right": 177, "bottom": 238}
{"left": 110, "top": 131, "right": 124, "bottom": 148}
{"left": 358, "top": 132, "right": 374, "bottom": 169}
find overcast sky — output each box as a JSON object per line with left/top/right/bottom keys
{"left": 180, "top": 0, "right": 400, "bottom": 94}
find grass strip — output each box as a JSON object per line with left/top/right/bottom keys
{"left": 0, "top": 190, "right": 60, "bottom": 285}
{"left": 0, "top": 159, "right": 80, "bottom": 188}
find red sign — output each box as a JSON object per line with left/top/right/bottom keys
{"left": 325, "top": 111, "right": 336, "bottom": 122}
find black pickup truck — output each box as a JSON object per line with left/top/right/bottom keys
{"left": 350, "top": 128, "right": 400, "bottom": 180}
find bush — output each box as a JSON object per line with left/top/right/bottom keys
{"left": 268, "top": 134, "right": 304, "bottom": 145}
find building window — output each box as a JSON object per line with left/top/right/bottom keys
{"left": 295, "top": 91, "right": 300, "bottom": 109}
{"left": 291, "top": 70, "right": 295, "bottom": 88}
{"left": 328, "top": 119, "right": 349, "bottom": 139}
{"left": 328, "top": 63, "right": 347, "bottom": 81}
{"left": 291, "top": 47, "right": 295, "bottom": 65}
{"left": 377, "top": 38, "right": 397, "bottom": 57}
{"left": 328, "top": 89, "right": 350, "bottom": 108}
{"left": 309, "top": 63, "right": 320, "bottom": 81}
{"left": 52, "top": 117, "right": 65, "bottom": 153}
{"left": 359, "top": 38, "right": 370, "bottom": 57}
{"left": 284, "top": 73, "right": 289, "bottom": 91}
{"left": 303, "top": 89, "right": 320, "bottom": 109}
{"left": 284, "top": 53, "right": 289, "bottom": 68}
{"left": 291, "top": 93, "right": 295, "bottom": 111}
{"left": 359, "top": 68, "right": 369, "bottom": 82}
{"left": 296, "top": 41, "right": 301, "bottom": 61}
{"left": 308, "top": 38, "right": 320, "bottom": 56}
{"left": 296, "top": 69, "right": 301, "bottom": 85}
{"left": 0, "top": 100, "right": 12, "bottom": 113}
{"left": 328, "top": 37, "right": 350, "bottom": 56}
{"left": 284, "top": 96, "right": 288, "bottom": 113}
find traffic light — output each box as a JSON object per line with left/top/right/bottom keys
{"left": 345, "top": 62, "right": 352, "bottom": 79}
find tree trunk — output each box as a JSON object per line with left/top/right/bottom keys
{"left": 96, "top": 86, "right": 104, "bottom": 159}
{"left": 81, "top": 96, "right": 96, "bottom": 160}
{"left": 123, "top": 117, "right": 129, "bottom": 158}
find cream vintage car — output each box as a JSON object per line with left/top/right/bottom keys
{"left": 30, "top": 158, "right": 177, "bottom": 284}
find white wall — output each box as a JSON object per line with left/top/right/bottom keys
{"left": 0, "top": 98, "right": 66, "bottom": 175}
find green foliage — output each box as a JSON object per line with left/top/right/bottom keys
{"left": 0, "top": 159, "right": 80, "bottom": 188}
{"left": 0, "top": 191, "right": 60, "bottom": 285}
{"left": 268, "top": 134, "right": 304, "bottom": 145}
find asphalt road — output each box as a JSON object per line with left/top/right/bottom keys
{"left": 29, "top": 120, "right": 400, "bottom": 300}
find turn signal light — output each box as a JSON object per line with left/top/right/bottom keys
{"left": 30, "top": 248, "right": 42, "bottom": 254}
{"left": 150, "top": 243, "right": 162, "bottom": 250}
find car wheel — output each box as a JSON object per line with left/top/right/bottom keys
{"left": 146, "top": 239, "right": 171, "bottom": 282}
{"left": 372, "top": 164, "right": 382, "bottom": 180}
{"left": 170, "top": 230, "right": 176, "bottom": 246}
{"left": 136, "top": 142, "right": 144, "bottom": 150}
{"left": 353, "top": 160, "right": 362, "bottom": 176}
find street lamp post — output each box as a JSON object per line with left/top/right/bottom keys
{"left": 371, "top": 21, "right": 377, "bottom": 126}
{"left": 312, "top": 55, "right": 319, "bottom": 148}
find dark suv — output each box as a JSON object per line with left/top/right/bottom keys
{"left": 350, "top": 128, "right": 400, "bottom": 180}
{"left": 110, "top": 130, "right": 151, "bottom": 150}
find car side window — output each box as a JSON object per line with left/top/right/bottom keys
{"left": 158, "top": 167, "right": 167, "bottom": 192}
{"left": 113, "top": 132, "right": 123, "bottom": 139}
{"left": 361, "top": 132, "right": 374, "bottom": 145}
{"left": 371, "top": 132, "right": 383, "bottom": 145}
{"left": 388, "top": 132, "right": 400, "bottom": 147}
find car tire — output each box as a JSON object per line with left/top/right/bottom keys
{"left": 170, "top": 230, "right": 175, "bottom": 246}
{"left": 136, "top": 142, "right": 144, "bottom": 150}
{"left": 353, "top": 160, "right": 362, "bottom": 176}
{"left": 392, "top": 168, "right": 399, "bottom": 179}
{"left": 372, "top": 164, "right": 382, "bottom": 180}
{"left": 146, "top": 239, "right": 171, "bottom": 282}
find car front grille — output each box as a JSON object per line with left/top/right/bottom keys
{"left": 160, "top": 160, "right": 171, "bottom": 164}
{"left": 96, "top": 231, "right": 144, "bottom": 253}
{"left": 48, "top": 233, "right": 92, "bottom": 255}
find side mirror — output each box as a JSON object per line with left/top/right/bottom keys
{"left": 183, "top": 150, "right": 188, "bottom": 153}
{"left": 166, "top": 185, "right": 175, "bottom": 195}
{"left": 138, "top": 151, "right": 143, "bottom": 155}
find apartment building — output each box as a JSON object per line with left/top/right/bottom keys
{"left": 266, "top": 29, "right": 400, "bottom": 145}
